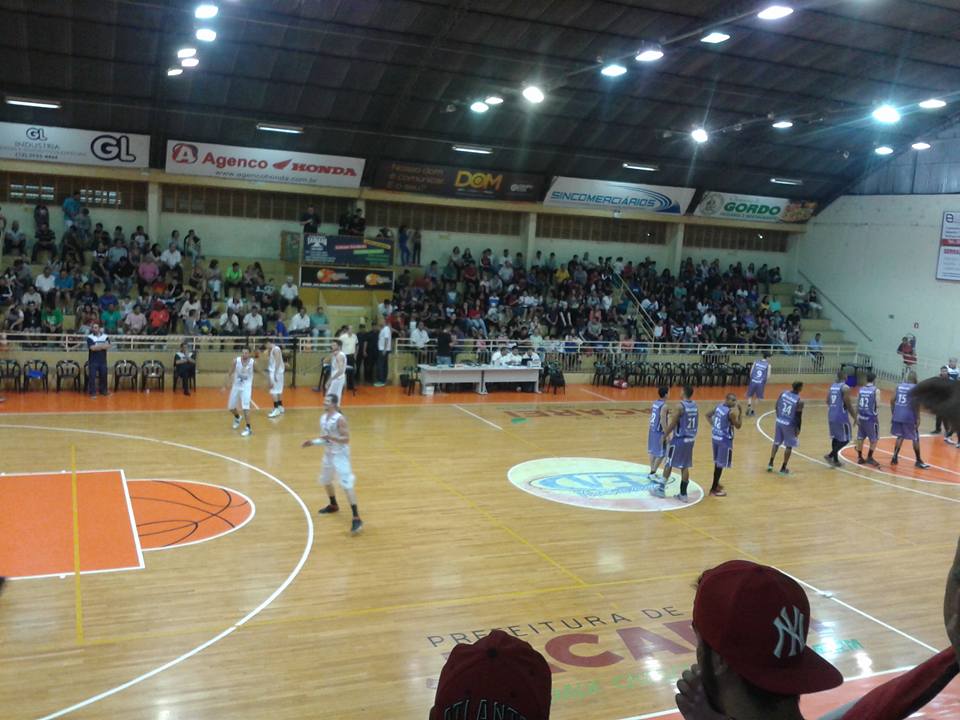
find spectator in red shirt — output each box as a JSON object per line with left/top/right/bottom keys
{"left": 148, "top": 301, "right": 170, "bottom": 335}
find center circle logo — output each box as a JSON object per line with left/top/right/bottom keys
{"left": 508, "top": 457, "right": 703, "bottom": 512}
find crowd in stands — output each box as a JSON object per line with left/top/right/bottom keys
{"left": 386, "top": 245, "right": 824, "bottom": 356}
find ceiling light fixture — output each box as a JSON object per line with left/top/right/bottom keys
{"left": 469, "top": 101, "right": 490, "bottom": 113}
{"left": 771, "top": 120, "right": 793, "bottom": 129}
{"left": 177, "top": 47, "right": 197, "bottom": 59}
{"left": 770, "top": 177, "right": 803, "bottom": 185}
{"left": 256, "top": 122, "right": 304, "bottom": 134}
{"left": 623, "top": 162, "right": 659, "bottom": 172}
{"left": 757, "top": 5, "right": 794, "bottom": 20}
{"left": 601, "top": 63, "right": 627, "bottom": 77}
{"left": 919, "top": 98, "right": 946, "bottom": 109}
{"left": 522, "top": 86, "right": 545, "bottom": 104}
{"left": 181, "top": 57, "right": 200, "bottom": 68}
{"left": 912, "top": 142, "right": 931, "bottom": 150}
{"left": 5, "top": 96, "right": 62, "bottom": 109}
{"left": 195, "top": 3, "right": 218, "bottom": 19}
{"left": 635, "top": 44, "right": 664, "bottom": 62}
{"left": 167, "top": 67, "right": 184, "bottom": 77}
{"left": 874, "top": 146, "right": 894, "bottom": 155}
{"left": 700, "top": 31, "right": 731, "bottom": 44}
{"left": 872, "top": 104, "right": 900, "bottom": 123}
{"left": 691, "top": 127, "right": 709, "bottom": 144}
{"left": 195, "top": 28, "right": 216, "bottom": 42}
{"left": 484, "top": 95, "right": 504, "bottom": 105}
{"left": 452, "top": 144, "right": 493, "bottom": 155}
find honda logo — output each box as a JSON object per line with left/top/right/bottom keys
{"left": 171, "top": 143, "right": 199, "bottom": 164}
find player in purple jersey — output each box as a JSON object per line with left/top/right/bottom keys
{"left": 890, "top": 370, "right": 930, "bottom": 468}
{"left": 647, "top": 386, "right": 670, "bottom": 481}
{"left": 657, "top": 385, "right": 699, "bottom": 503}
{"left": 744, "top": 351, "right": 771, "bottom": 417}
{"left": 705, "top": 393, "right": 742, "bottom": 497}
{"left": 824, "top": 368, "right": 857, "bottom": 468}
{"left": 768, "top": 381, "right": 804, "bottom": 474}
{"left": 855, "top": 372, "right": 881, "bottom": 467}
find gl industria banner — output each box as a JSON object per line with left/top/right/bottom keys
{"left": 374, "top": 160, "right": 542, "bottom": 201}
{"left": 936, "top": 211, "right": 960, "bottom": 282}
{"left": 300, "top": 266, "right": 394, "bottom": 290}
{"left": 165, "top": 140, "right": 364, "bottom": 189}
{"left": 302, "top": 233, "right": 393, "bottom": 267}
{"left": 694, "top": 191, "right": 817, "bottom": 224}
{"left": 0, "top": 122, "right": 150, "bottom": 168}
{"left": 543, "top": 177, "right": 695, "bottom": 215}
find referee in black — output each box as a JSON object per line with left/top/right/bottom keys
{"left": 86, "top": 322, "right": 111, "bottom": 398}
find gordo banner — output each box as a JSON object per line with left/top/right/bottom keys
{"left": 936, "top": 211, "right": 960, "bottom": 282}
{"left": 544, "top": 177, "right": 695, "bottom": 215}
{"left": 374, "top": 160, "right": 542, "bottom": 201}
{"left": 300, "top": 266, "right": 394, "bottom": 290}
{"left": 302, "top": 233, "right": 393, "bottom": 267}
{"left": 165, "top": 140, "right": 364, "bottom": 189}
{"left": 0, "top": 122, "right": 150, "bottom": 168}
{"left": 694, "top": 191, "right": 817, "bottom": 223}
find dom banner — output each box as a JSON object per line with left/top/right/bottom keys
{"left": 300, "top": 267, "right": 394, "bottom": 290}
{"left": 0, "top": 122, "right": 150, "bottom": 168}
{"left": 694, "top": 191, "right": 816, "bottom": 223}
{"left": 544, "top": 177, "right": 695, "bottom": 215}
{"left": 302, "top": 233, "right": 393, "bottom": 267}
{"left": 374, "top": 161, "right": 542, "bottom": 201}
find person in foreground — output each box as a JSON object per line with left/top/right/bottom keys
{"left": 429, "top": 629, "right": 551, "bottom": 720}
{"left": 302, "top": 393, "right": 363, "bottom": 534}
{"left": 674, "top": 542, "right": 960, "bottom": 720}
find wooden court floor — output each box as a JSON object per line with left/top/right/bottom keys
{"left": 1, "top": 382, "right": 959, "bottom": 718}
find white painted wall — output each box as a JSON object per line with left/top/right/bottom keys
{"left": 418, "top": 230, "right": 522, "bottom": 267}
{"left": 681, "top": 244, "right": 797, "bottom": 281}
{"left": 158, "top": 213, "right": 337, "bottom": 259}
{"left": 3, "top": 201, "right": 146, "bottom": 242}
{"left": 801, "top": 194, "right": 960, "bottom": 366}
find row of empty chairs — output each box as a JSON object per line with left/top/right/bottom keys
{"left": 592, "top": 360, "right": 751, "bottom": 388}
{"left": 0, "top": 359, "right": 193, "bottom": 393}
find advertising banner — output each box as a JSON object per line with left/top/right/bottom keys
{"left": 300, "top": 266, "right": 394, "bottom": 290}
{"left": 374, "top": 160, "right": 542, "bottom": 201}
{"left": 165, "top": 140, "right": 364, "bottom": 188}
{"left": 0, "top": 122, "right": 150, "bottom": 168}
{"left": 543, "top": 177, "right": 695, "bottom": 215}
{"left": 936, "top": 211, "right": 960, "bottom": 281}
{"left": 694, "top": 191, "right": 817, "bottom": 223}
{"left": 302, "top": 233, "right": 393, "bottom": 267}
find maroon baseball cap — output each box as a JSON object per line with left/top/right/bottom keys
{"left": 693, "top": 560, "right": 843, "bottom": 696}
{"left": 430, "top": 630, "right": 551, "bottom": 720}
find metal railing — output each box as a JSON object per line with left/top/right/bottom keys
{"left": 797, "top": 270, "right": 873, "bottom": 342}
{"left": 855, "top": 350, "right": 946, "bottom": 383}
{"left": 611, "top": 272, "right": 655, "bottom": 341}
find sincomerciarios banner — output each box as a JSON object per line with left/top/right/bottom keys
{"left": 165, "top": 140, "right": 365, "bottom": 189}
{"left": 543, "top": 177, "right": 695, "bottom": 215}
{"left": 374, "top": 160, "right": 542, "bottom": 201}
{"left": 937, "top": 211, "right": 960, "bottom": 281}
{"left": 0, "top": 122, "right": 150, "bottom": 168}
{"left": 694, "top": 190, "right": 817, "bottom": 223}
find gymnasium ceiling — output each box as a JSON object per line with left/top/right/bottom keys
{"left": 2, "top": 0, "right": 960, "bottom": 204}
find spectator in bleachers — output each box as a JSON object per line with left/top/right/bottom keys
{"left": 75, "top": 208, "right": 92, "bottom": 246}
{"left": 242, "top": 305, "right": 264, "bottom": 337}
{"left": 61, "top": 228, "right": 84, "bottom": 266}
{"left": 300, "top": 205, "right": 320, "bottom": 234}
{"left": 289, "top": 306, "right": 311, "bottom": 337}
{"left": 107, "top": 236, "right": 128, "bottom": 268}
{"left": 22, "top": 300, "right": 41, "bottom": 335}
{"left": 20, "top": 284, "right": 41, "bottom": 309}
{"left": 348, "top": 208, "right": 366, "bottom": 236}
{"left": 34, "top": 201, "right": 50, "bottom": 231}
{"left": 411, "top": 228, "right": 422, "bottom": 265}
{"left": 148, "top": 301, "right": 170, "bottom": 335}
{"left": 279, "top": 275, "right": 300, "bottom": 311}
{"left": 32, "top": 223, "right": 57, "bottom": 263}
{"left": 179, "top": 292, "right": 201, "bottom": 331}
{"left": 274, "top": 310, "right": 288, "bottom": 340}
{"left": 89, "top": 238, "right": 110, "bottom": 289}
{"left": 160, "top": 241, "right": 183, "bottom": 282}
{"left": 112, "top": 254, "right": 135, "bottom": 298}
{"left": 206, "top": 259, "right": 223, "bottom": 299}
{"left": 35, "top": 266, "right": 57, "bottom": 302}
{"left": 124, "top": 304, "right": 147, "bottom": 335}
{"left": 101, "top": 302, "right": 121, "bottom": 334}
{"left": 0, "top": 276, "right": 17, "bottom": 306}
{"left": 217, "top": 305, "right": 239, "bottom": 335}
{"left": 62, "top": 191, "right": 82, "bottom": 231}
{"left": 131, "top": 225, "right": 148, "bottom": 250}
{"left": 807, "top": 286, "right": 823, "bottom": 318}
{"left": 3, "top": 221, "right": 26, "bottom": 257}
{"left": 77, "top": 303, "right": 98, "bottom": 334}
{"left": 4, "top": 303, "right": 23, "bottom": 332}
{"left": 137, "top": 254, "right": 160, "bottom": 295}
{"left": 309, "top": 305, "right": 328, "bottom": 338}
{"left": 41, "top": 300, "right": 63, "bottom": 334}
{"left": 54, "top": 269, "right": 75, "bottom": 309}
{"left": 182, "top": 230, "right": 202, "bottom": 263}
{"left": 398, "top": 224, "right": 410, "bottom": 266}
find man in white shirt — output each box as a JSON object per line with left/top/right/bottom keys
{"left": 35, "top": 266, "right": 56, "bottom": 301}
{"left": 242, "top": 307, "right": 263, "bottom": 336}
{"left": 218, "top": 309, "right": 239, "bottom": 335}
{"left": 338, "top": 325, "right": 359, "bottom": 391}
{"left": 279, "top": 276, "right": 300, "bottom": 311}
{"left": 490, "top": 344, "right": 505, "bottom": 366}
{"left": 410, "top": 321, "right": 429, "bottom": 350}
{"left": 375, "top": 322, "right": 392, "bottom": 386}
{"left": 160, "top": 241, "right": 183, "bottom": 280}
{"left": 703, "top": 309, "right": 717, "bottom": 328}
{"left": 290, "top": 307, "right": 311, "bottom": 337}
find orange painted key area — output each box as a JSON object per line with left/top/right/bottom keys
{"left": 0, "top": 470, "right": 142, "bottom": 579}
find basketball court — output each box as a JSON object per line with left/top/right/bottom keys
{"left": 2, "top": 383, "right": 958, "bottom": 718}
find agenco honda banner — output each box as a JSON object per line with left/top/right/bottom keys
{"left": 694, "top": 191, "right": 817, "bottom": 223}
{"left": 165, "top": 140, "right": 364, "bottom": 189}
{"left": 936, "top": 211, "right": 960, "bottom": 281}
{"left": 300, "top": 266, "right": 394, "bottom": 290}
{"left": 374, "top": 160, "right": 542, "bottom": 201}
{"left": 303, "top": 233, "right": 393, "bottom": 267}
{"left": 0, "top": 122, "right": 150, "bottom": 168}
{"left": 544, "top": 177, "right": 695, "bottom": 215}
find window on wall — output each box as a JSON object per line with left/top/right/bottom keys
{"left": 161, "top": 185, "right": 353, "bottom": 221}
{"left": 0, "top": 172, "right": 146, "bottom": 209}
{"left": 684, "top": 224, "right": 789, "bottom": 252}
{"left": 536, "top": 214, "right": 667, "bottom": 245}
{"left": 366, "top": 201, "right": 523, "bottom": 236}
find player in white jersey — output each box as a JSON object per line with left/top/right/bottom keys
{"left": 224, "top": 346, "right": 255, "bottom": 436}
{"left": 301, "top": 394, "right": 363, "bottom": 534}
{"left": 326, "top": 338, "right": 348, "bottom": 404}
{"left": 261, "top": 339, "right": 285, "bottom": 418}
